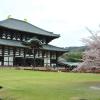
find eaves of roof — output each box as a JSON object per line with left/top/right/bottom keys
{"left": 0, "top": 39, "right": 67, "bottom": 52}
{"left": 0, "top": 18, "right": 60, "bottom": 38}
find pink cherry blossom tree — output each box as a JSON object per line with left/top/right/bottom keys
{"left": 73, "top": 27, "right": 100, "bottom": 72}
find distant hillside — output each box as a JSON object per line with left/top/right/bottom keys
{"left": 61, "top": 46, "right": 87, "bottom": 62}
{"left": 65, "top": 46, "right": 87, "bottom": 52}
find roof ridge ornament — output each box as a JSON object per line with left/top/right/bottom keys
{"left": 7, "top": 15, "right": 12, "bottom": 19}
{"left": 24, "top": 18, "right": 28, "bottom": 22}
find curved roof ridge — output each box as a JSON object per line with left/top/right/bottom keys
{"left": 8, "top": 18, "right": 53, "bottom": 33}
{"left": 0, "top": 18, "right": 60, "bottom": 37}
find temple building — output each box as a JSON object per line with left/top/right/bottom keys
{"left": 0, "top": 18, "right": 67, "bottom": 67}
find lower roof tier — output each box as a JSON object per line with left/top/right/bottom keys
{"left": 0, "top": 39, "right": 67, "bottom": 52}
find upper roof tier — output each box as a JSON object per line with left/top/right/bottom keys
{"left": 0, "top": 18, "right": 60, "bottom": 38}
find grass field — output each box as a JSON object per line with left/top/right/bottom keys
{"left": 0, "top": 69, "right": 100, "bottom": 100}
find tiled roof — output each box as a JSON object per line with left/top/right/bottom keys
{"left": 0, "top": 18, "right": 60, "bottom": 38}
{"left": 0, "top": 39, "right": 67, "bottom": 52}
{"left": 0, "top": 39, "right": 27, "bottom": 48}
{"left": 42, "top": 44, "right": 67, "bottom": 52}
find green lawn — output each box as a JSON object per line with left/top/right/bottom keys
{"left": 0, "top": 69, "right": 100, "bottom": 100}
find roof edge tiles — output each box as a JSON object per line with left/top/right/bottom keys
{"left": 0, "top": 39, "right": 67, "bottom": 52}
{"left": 0, "top": 39, "right": 27, "bottom": 48}
{"left": 0, "top": 18, "right": 60, "bottom": 38}
{"left": 42, "top": 44, "right": 67, "bottom": 52}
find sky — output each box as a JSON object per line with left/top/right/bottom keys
{"left": 0, "top": 0, "right": 100, "bottom": 47}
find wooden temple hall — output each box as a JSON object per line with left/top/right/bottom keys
{"left": 0, "top": 18, "right": 67, "bottom": 67}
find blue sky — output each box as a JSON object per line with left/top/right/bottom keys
{"left": 0, "top": 0, "right": 100, "bottom": 47}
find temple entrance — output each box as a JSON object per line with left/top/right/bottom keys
{"left": 25, "top": 58, "right": 44, "bottom": 67}
{"left": 0, "top": 56, "right": 3, "bottom": 66}
{"left": 14, "top": 57, "right": 24, "bottom": 66}
{"left": 25, "top": 58, "right": 34, "bottom": 66}
{"left": 14, "top": 57, "right": 44, "bottom": 67}
{"left": 35, "top": 58, "right": 44, "bottom": 67}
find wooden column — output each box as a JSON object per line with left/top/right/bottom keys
{"left": 2, "top": 46, "right": 4, "bottom": 66}
{"left": 13, "top": 47, "right": 16, "bottom": 66}
{"left": 33, "top": 48, "right": 36, "bottom": 67}
{"left": 23, "top": 48, "right": 26, "bottom": 67}
{"left": 56, "top": 52, "right": 58, "bottom": 67}
{"left": 50, "top": 51, "right": 51, "bottom": 67}
{"left": 42, "top": 50, "right": 45, "bottom": 67}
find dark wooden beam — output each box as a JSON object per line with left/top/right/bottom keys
{"left": 1, "top": 46, "right": 4, "bottom": 66}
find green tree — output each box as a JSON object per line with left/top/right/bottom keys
{"left": 23, "top": 37, "right": 42, "bottom": 68}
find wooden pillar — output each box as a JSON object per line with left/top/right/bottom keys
{"left": 33, "top": 48, "right": 36, "bottom": 67}
{"left": 56, "top": 52, "right": 58, "bottom": 67}
{"left": 42, "top": 50, "right": 44, "bottom": 67}
{"left": 23, "top": 48, "right": 26, "bottom": 67}
{"left": 13, "top": 47, "right": 16, "bottom": 66}
{"left": 41, "top": 50, "right": 43, "bottom": 67}
{"left": 2, "top": 46, "right": 4, "bottom": 66}
{"left": 50, "top": 51, "right": 51, "bottom": 67}
{"left": 8, "top": 47, "right": 10, "bottom": 66}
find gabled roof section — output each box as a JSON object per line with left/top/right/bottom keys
{"left": 0, "top": 18, "right": 60, "bottom": 38}
{"left": 42, "top": 44, "right": 67, "bottom": 52}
